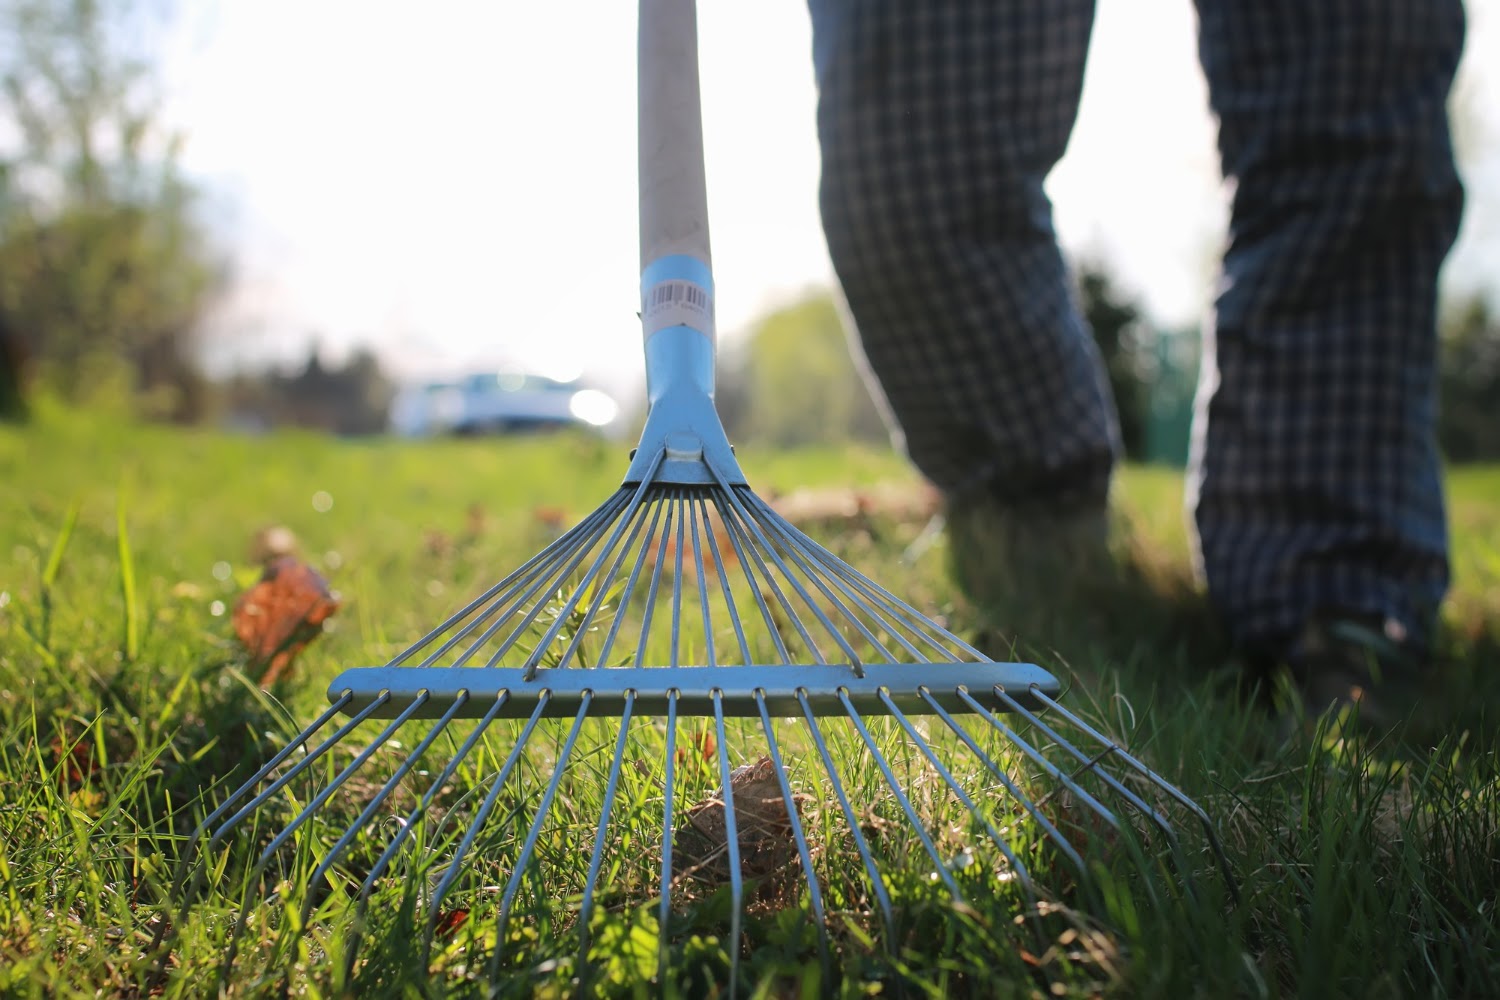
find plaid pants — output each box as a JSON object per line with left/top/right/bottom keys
{"left": 808, "top": 0, "right": 1466, "bottom": 653}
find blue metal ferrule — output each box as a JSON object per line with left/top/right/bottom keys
{"left": 626, "top": 254, "right": 744, "bottom": 486}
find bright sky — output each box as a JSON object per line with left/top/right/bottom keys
{"left": 165, "top": 1, "right": 1500, "bottom": 398}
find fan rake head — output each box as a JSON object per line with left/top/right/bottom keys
{"left": 168, "top": 449, "right": 1236, "bottom": 989}
{"left": 154, "top": 0, "right": 1236, "bottom": 987}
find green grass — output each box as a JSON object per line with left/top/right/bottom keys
{"left": 2, "top": 407, "right": 1498, "bottom": 998}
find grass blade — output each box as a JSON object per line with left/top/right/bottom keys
{"left": 117, "top": 491, "right": 139, "bottom": 663}
{"left": 42, "top": 500, "right": 80, "bottom": 590}
{"left": 36, "top": 499, "right": 80, "bottom": 647}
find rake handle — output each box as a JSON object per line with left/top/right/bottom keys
{"left": 628, "top": 0, "right": 742, "bottom": 485}
{"left": 638, "top": 0, "right": 714, "bottom": 346}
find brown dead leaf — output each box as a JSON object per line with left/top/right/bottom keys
{"left": 770, "top": 482, "right": 940, "bottom": 528}
{"left": 232, "top": 555, "right": 340, "bottom": 688}
{"left": 423, "top": 529, "right": 452, "bottom": 559}
{"left": 672, "top": 756, "right": 811, "bottom": 903}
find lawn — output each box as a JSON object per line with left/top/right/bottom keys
{"left": 1, "top": 405, "right": 1497, "bottom": 998}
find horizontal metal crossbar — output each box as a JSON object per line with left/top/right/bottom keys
{"left": 325, "top": 662, "right": 1061, "bottom": 719}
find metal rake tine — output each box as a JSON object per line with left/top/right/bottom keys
{"left": 250, "top": 693, "right": 434, "bottom": 872}
{"left": 964, "top": 691, "right": 1185, "bottom": 908}
{"left": 687, "top": 491, "right": 717, "bottom": 667}
{"left": 740, "top": 497, "right": 911, "bottom": 663}
{"left": 633, "top": 488, "right": 677, "bottom": 667}
{"left": 300, "top": 692, "right": 473, "bottom": 929}
{"left": 753, "top": 692, "right": 828, "bottom": 963}
{"left": 518, "top": 471, "right": 666, "bottom": 677}
{"left": 764, "top": 512, "right": 968, "bottom": 663}
{"left": 670, "top": 490, "right": 688, "bottom": 667}
{"left": 954, "top": 688, "right": 1124, "bottom": 834}
{"left": 746, "top": 500, "right": 929, "bottom": 664}
{"left": 345, "top": 691, "right": 511, "bottom": 982}
{"left": 796, "top": 689, "right": 894, "bottom": 935}
{"left": 425, "top": 695, "right": 553, "bottom": 928}
{"left": 983, "top": 688, "right": 1186, "bottom": 913}
{"left": 597, "top": 496, "right": 669, "bottom": 667}
{"left": 175, "top": 694, "right": 352, "bottom": 876}
{"left": 711, "top": 693, "right": 744, "bottom": 996}
{"left": 696, "top": 492, "right": 752, "bottom": 664}
{"left": 1027, "top": 688, "right": 1239, "bottom": 899}
{"left": 553, "top": 490, "right": 656, "bottom": 669}
{"left": 989, "top": 687, "right": 1181, "bottom": 844}
{"left": 709, "top": 485, "right": 832, "bottom": 666}
{"left": 404, "top": 493, "right": 629, "bottom": 668}
{"left": 411, "top": 495, "right": 625, "bottom": 670}
{"left": 579, "top": 692, "right": 637, "bottom": 945}
{"left": 150, "top": 693, "right": 355, "bottom": 967}
{"left": 837, "top": 691, "right": 962, "bottom": 901}
{"left": 878, "top": 690, "right": 1038, "bottom": 902}
{"left": 481, "top": 488, "right": 656, "bottom": 670}
{"left": 220, "top": 692, "right": 437, "bottom": 973}
{"left": 742, "top": 491, "right": 988, "bottom": 663}
{"left": 486, "top": 697, "right": 595, "bottom": 985}
{"left": 658, "top": 691, "right": 679, "bottom": 980}
{"left": 919, "top": 690, "right": 1091, "bottom": 878}
{"left": 209, "top": 692, "right": 394, "bottom": 853}
{"left": 358, "top": 693, "right": 511, "bottom": 897}
{"left": 783, "top": 554, "right": 935, "bottom": 665}
{"left": 704, "top": 489, "right": 794, "bottom": 664}
{"left": 709, "top": 470, "right": 861, "bottom": 668}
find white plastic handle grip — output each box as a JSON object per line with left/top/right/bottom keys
{"left": 638, "top": 0, "right": 712, "bottom": 276}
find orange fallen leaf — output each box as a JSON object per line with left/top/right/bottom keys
{"left": 533, "top": 505, "right": 569, "bottom": 537}
{"left": 675, "top": 727, "right": 716, "bottom": 769}
{"left": 50, "top": 732, "right": 97, "bottom": 790}
{"left": 232, "top": 555, "right": 341, "bottom": 688}
{"left": 433, "top": 907, "right": 469, "bottom": 940}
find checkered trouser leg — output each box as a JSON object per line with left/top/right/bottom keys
{"left": 810, "top": 0, "right": 1465, "bottom": 655}
{"left": 808, "top": 0, "right": 1119, "bottom": 509}
{"left": 1190, "top": 1, "right": 1465, "bottom": 652}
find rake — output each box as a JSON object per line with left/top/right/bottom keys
{"left": 170, "top": 0, "right": 1234, "bottom": 990}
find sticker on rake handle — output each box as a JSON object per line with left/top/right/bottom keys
{"left": 643, "top": 279, "right": 713, "bottom": 337}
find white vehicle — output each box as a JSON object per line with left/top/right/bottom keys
{"left": 390, "top": 372, "right": 620, "bottom": 436}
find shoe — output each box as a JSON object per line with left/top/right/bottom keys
{"left": 944, "top": 492, "right": 1115, "bottom": 657}
{"left": 1276, "top": 613, "right": 1428, "bottom": 734}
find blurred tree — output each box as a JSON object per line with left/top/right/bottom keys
{"left": 734, "top": 292, "right": 888, "bottom": 448}
{"left": 0, "top": 308, "right": 27, "bottom": 420}
{"left": 725, "top": 272, "right": 1162, "bottom": 455}
{"left": 1438, "top": 296, "right": 1500, "bottom": 462}
{"left": 0, "top": 0, "right": 221, "bottom": 420}
{"left": 221, "top": 341, "right": 395, "bottom": 436}
{"left": 1075, "top": 260, "right": 1151, "bottom": 460}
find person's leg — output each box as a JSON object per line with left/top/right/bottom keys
{"left": 808, "top": 0, "right": 1115, "bottom": 511}
{"left": 1190, "top": 2, "right": 1465, "bottom": 680}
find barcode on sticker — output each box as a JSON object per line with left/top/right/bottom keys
{"left": 642, "top": 279, "right": 714, "bottom": 337}
{"left": 646, "top": 282, "right": 709, "bottom": 312}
